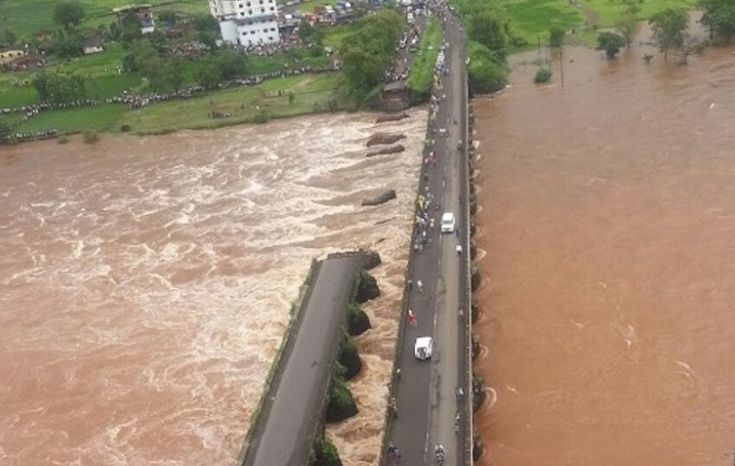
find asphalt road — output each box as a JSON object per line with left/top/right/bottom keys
{"left": 387, "top": 4, "right": 469, "bottom": 465}
{"left": 242, "top": 256, "right": 361, "bottom": 466}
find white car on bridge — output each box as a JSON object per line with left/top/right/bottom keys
{"left": 414, "top": 337, "right": 433, "bottom": 360}
{"left": 441, "top": 212, "right": 455, "bottom": 233}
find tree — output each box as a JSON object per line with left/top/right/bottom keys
{"left": 123, "top": 40, "right": 160, "bottom": 72}
{"left": 597, "top": 31, "right": 626, "bottom": 58}
{"left": 53, "top": 1, "right": 85, "bottom": 30}
{"left": 32, "top": 71, "right": 86, "bottom": 103}
{"left": 467, "top": 41, "right": 507, "bottom": 93}
{"left": 534, "top": 67, "right": 552, "bottom": 83}
{"left": 297, "top": 20, "right": 324, "bottom": 46}
{"left": 699, "top": 0, "right": 735, "bottom": 43}
{"left": 617, "top": 5, "right": 639, "bottom": 49}
{"left": 193, "top": 14, "right": 220, "bottom": 34}
{"left": 649, "top": 8, "right": 688, "bottom": 60}
{"left": 0, "top": 28, "right": 17, "bottom": 47}
{"left": 52, "top": 31, "right": 84, "bottom": 58}
{"left": 549, "top": 26, "right": 565, "bottom": 47}
{"left": 470, "top": 12, "right": 505, "bottom": 52}
{"left": 195, "top": 66, "right": 221, "bottom": 89}
{"left": 339, "top": 9, "right": 404, "bottom": 99}
{"left": 216, "top": 49, "right": 248, "bottom": 80}
{"left": 158, "top": 10, "right": 177, "bottom": 26}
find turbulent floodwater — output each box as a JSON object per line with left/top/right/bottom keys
{"left": 472, "top": 35, "right": 735, "bottom": 465}
{"left": 0, "top": 109, "right": 425, "bottom": 465}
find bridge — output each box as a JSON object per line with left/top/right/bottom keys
{"left": 237, "top": 2, "right": 474, "bottom": 463}
{"left": 382, "top": 2, "right": 473, "bottom": 465}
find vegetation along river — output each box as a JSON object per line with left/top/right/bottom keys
{"left": 472, "top": 32, "right": 735, "bottom": 466}
{"left": 0, "top": 109, "right": 425, "bottom": 465}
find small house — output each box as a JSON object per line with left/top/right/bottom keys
{"left": 113, "top": 4, "right": 156, "bottom": 34}
{"left": 82, "top": 36, "right": 105, "bottom": 55}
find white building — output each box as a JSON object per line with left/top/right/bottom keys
{"left": 209, "top": 0, "right": 280, "bottom": 47}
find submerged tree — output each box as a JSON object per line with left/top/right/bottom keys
{"left": 618, "top": 1, "right": 640, "bottom": 49}
{"left": 649, "top": 8, "right": 688, "bottom": 60}
{"left": 699, "top": 0, "right": 735, "bottom": 43}
{"left": 549, "top": 26, "right": 565, "bottom": 47}
{"left": 597, "top": 31, "right": 626, "bottom": 58}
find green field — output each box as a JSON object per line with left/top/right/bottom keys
{"left": 473, "top": 0, "right": 700, "bottom": 49}
{"left": 0, "top": 41, "right": 334, "bottom": 109}
{"left": 0, "top": 0, "right": 208, "bottom": 38}
{"left": 1, "top": 73, "right": 341, "bottom": 135}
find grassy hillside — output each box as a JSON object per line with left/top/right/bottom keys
{"left": 0, "top": 0, "right": 209, "bottom": 38}
{"left": 2, "top": 73, "right": 341, "bottom": 134}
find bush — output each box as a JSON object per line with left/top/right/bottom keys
{"left": 254, "top": 109, "right": 270, "bottom": 124}
{"left": 534, "top": 67, "right": 552, "bottom": 84}
{"left": 597, "top": 31, "right": 626, "bottom": 58}
{"left": 0, "top": 121, "right": 13, "bottom": 144}
{"left": 549, "top": 26, "right": 565, "bottom": 47}
{"left": 467, "top": 41, "right": 507, "bottom": 94}
{"left": 340, "top": 10, "right": 404, "bottom": 99}
{"left": 326, "top": 374, "right": 358, "bottom": 422}
{"left": 347, "top": 302, "right": 370, "bottom": 335}
{"left": 355, "top": 270, "right": 380, "bottom": 303}
{"left": 311, "top": 436, "right": 342, "bottom": 466}
{"left": 339, "top": 337, "right": 362, "bottom": 380}
{"left": 82, "top": 131, "right": 99, "bottom": 143}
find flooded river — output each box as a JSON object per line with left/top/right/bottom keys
{"left": 0, "top": 109, "right": 425, "bottom": 465}
{"left": 472, "top": 37, "right": 735, "bottom": 465}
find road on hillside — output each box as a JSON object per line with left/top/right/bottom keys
{"left": 387, "top": 3, "right": 469, "bottom": 465}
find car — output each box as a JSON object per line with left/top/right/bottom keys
{"left": 441, "top": 212, "right": 455, "bottom": 233}
{"left": 414, "top": 336, "right": 433, "bottom": 360}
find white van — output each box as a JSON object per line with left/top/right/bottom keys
{"left": 441, "top": 212, "right": 455, "bottom": 233}
{"left": 414, "top": 337, "right": 433, "bottom": 360}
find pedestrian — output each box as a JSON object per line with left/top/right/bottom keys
{"left": 416, "top": 279, "right": 423, "bottom": 292}
{"left": 408, "top": 309, "right": 417, "bottom": 327}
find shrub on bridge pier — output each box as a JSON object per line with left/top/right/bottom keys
{"left": 472, "top": 375, "right": 487, "bottom": 412}
{"left": 355, "top": 270, "right": 380, "bottom": 303}
{"left": 326, "top": 367, "right": 359, "bottom": 422}
{"left": 347, "top": 302, "right": 371, "bottom": 335}
{"left": 339, "top": 336, "right": 363, "bottom": 380}
{"left": 310, "top": 434, "right": 342, "bottom": 466}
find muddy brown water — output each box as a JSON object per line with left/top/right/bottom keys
{"left": 0, "top": 110, "right": 425, "bottom": 465}
{"left": 472, "top": 39, "right": 735, "bottom": 466}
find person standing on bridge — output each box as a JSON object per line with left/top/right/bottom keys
{"left": 407, "top": 308, "right": 417, "bottom": 327}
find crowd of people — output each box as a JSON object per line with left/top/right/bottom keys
{"left": 383, "top": 3, "right": 427, "bottom": 82}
